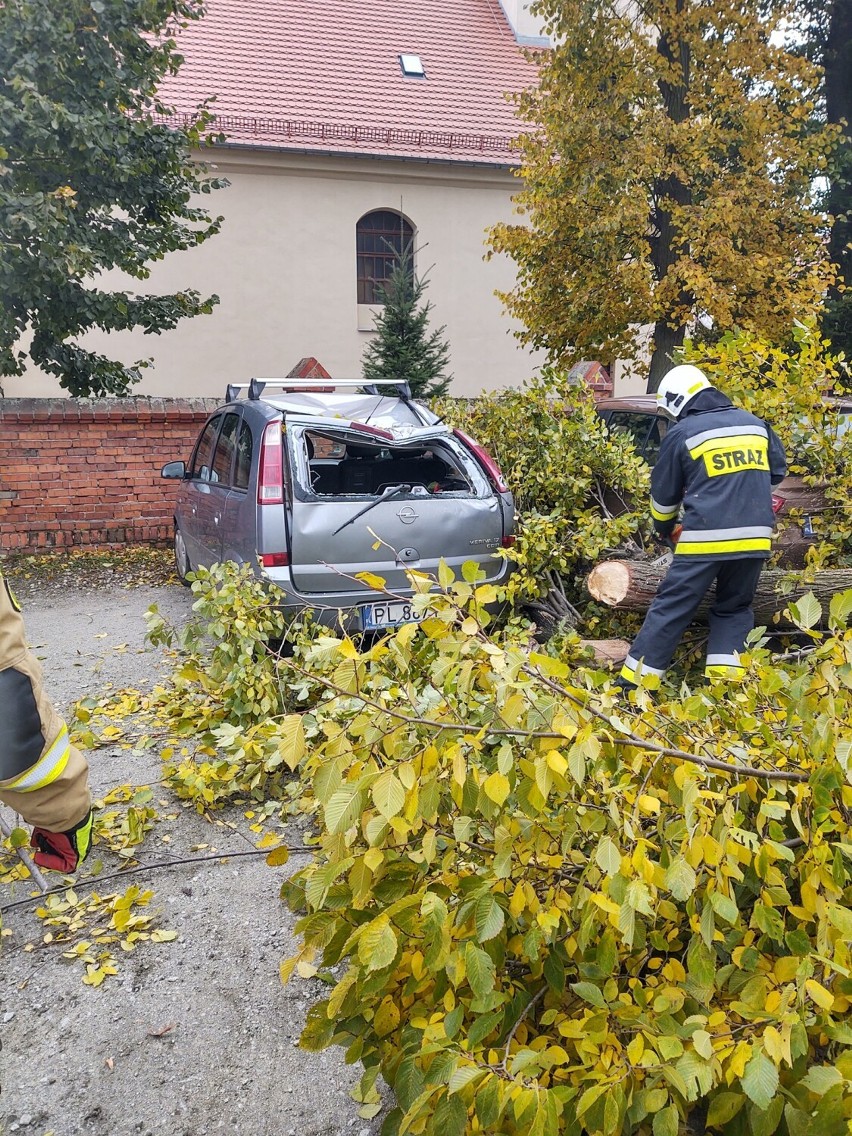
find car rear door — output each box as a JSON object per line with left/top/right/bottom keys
{"left": 284, "top": 422, "right": 508, "bottom": 598}
{"left": 183, "top": 414, "right": 223, "bottom": 567}
{"left": 219, "top": 414, "right": 258, "bottom": 566}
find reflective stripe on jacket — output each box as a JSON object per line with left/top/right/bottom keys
{"left": 650, "top": 390, "right": 787, "bottom": 561}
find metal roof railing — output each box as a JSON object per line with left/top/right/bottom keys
{"left": 225, "top": 378, "right": 413, "bottom": 402}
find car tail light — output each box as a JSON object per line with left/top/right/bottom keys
{"left": 257, "top": 421, "right": 284, "bottom": 505}
{"left": 771, "top": 494, "right": 785, "bottom": 515}
{"left": 260, "top": 552, "right": 289, "bottom": 568}
{"left": 453, "top": 429, "right": 509, "bottom": 493}
{"left": 502, "top": 535, "right": 516, "bottom": 548}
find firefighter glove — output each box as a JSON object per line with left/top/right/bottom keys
{"left": 30, "top": 808, "right": 94, "bottom": 873}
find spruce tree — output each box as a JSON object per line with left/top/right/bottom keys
{"left": 361, "top": 246, "right": 452, "bottom": 401}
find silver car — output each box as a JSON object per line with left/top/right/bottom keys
{"left": 161, "top": 380, "right": 515, "bottom": 630}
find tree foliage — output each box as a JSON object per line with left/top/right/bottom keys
{"left": 362, "top": 246, "right": 453, "bottom": 400}
{"left": 143, "top": 561, "right": 852, "bottom": 1135}
{"left": 433, "top": 371, "right": 651, "bottom": 625}
{"left": 490, "top": 0, "right": 837, "bottom": 390}
{"left": 0, "top": 0, "right": 224, "bottom": 396}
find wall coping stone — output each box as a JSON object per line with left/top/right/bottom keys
{"left": 0, "top": 397, "right": 222, "bottom": 422}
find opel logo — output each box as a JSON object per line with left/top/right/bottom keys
{"left": 397, "top": 506, "right": 418, "bottom": 525}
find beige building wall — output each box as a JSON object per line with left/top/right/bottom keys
{"left": 6, "top": 149, "right": 542, "bottom": 400}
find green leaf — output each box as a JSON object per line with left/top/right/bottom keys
{"left": 448, "top": 1065, "right": 484, "bottom": 1095}
{"left": 652, "top": 1105, "right": 678, "bottom": 1136}
{"left": 474, "top": 1075, "right": 502, "bottom": 1128}
{"left": 323, "top": 782, "right": 365, "bottom": 835}
{"left": 665, "top": 857, "right": 696, "bottom": 902}
{"left": 570, "top": 981, "right": 606, "bottom": 1008}
{"left": 800, "top": 1065, "right": 843, "bottom": 1096}
{"left": 595, "top": 836, "right": 621, "bottom": 877}
{"left": 828, "top": 589, "right": 852, "bottom": 629}
{"left": 475, "top": 893, "right": 505, "bottom": 942}
{"left": 430, "top": 1090, "right": 467, "bottom": 1136}
{"left": 465, "top": 942, "right": 496, "bottom": 1001}
{"left": 741, "top": 1050, "right": 779, "bottom": 1111}
{"left": 787, "top": 593, "right": 821, "bottom": 630}
{"left": 686, "top": 935, "right": 716, "bottom": 1003}
{"left": 705, "top": 1092, "right": 745, "bottom": 1129}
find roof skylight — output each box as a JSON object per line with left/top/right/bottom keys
{"left": 399, "top": 53, "right": 425, "bottom": 77}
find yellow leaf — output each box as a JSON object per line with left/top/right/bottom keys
{"left": 637, "top": 794, "right": 660, "bottom": 815}
{"left": 805, "top": 979, "right": 835, "bottom": 1011}
{"left": 374, "top": 997, "right": 400, "bottom": 1038}
{"left": 265, "top": 845, "right": 290, "bottom": 867}
{"left": 355, "top": 571, "right": 387, "bottom": 590}
{"left": 483, "top": 771, "right": 510, "bottom": 806}
{"left": 547, "top": 751, "right": 568, "bottom": 777}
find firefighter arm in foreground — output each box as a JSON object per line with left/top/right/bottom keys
{"left": 0, "top": 575, "right": 93, "bottom": 872}
{"left": 649, "top": 432, "right": 685, "bottom": 546}
{"left": 767, "top": 424, "right": 787, "bottom": 486}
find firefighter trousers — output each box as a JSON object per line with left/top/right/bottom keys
{"left": 0, "top": 572, "right": 91, "bottom": 830}
{"left": 622, "top": 556, "right": 765, "bottom": 684}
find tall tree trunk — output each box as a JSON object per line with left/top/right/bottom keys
{"left": 825, "top": 0, "right": 852, "bottom": 355}
{"left": 648, "top": 3, "right": 692, "bottom": 394}
{"left": 648, "top": 322, "right": 687, "bottom": 392}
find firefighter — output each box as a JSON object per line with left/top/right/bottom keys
{"left": 0, "top": 572, "right": 93, "bottom": 871}
{"left": 619, "top": 364, "right": 787, "bottom": 690}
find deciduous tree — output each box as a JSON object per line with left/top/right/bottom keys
{"left": 0, "top": 0, "right": 224, "bottom": 396}
{"left": 490, "top": 0, "right": 837, "bottom": 390}
{"left": 800, "top": 0, "right": 852, "bottom": 358}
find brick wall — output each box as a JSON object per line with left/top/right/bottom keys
{"left": 0, "top": 398, "right": 221, "bottom": 552}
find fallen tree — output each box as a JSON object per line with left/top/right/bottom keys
{"left": 586, "top": 558, "right": 852, "bottom": 625}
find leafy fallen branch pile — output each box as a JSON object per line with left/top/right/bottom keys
{"left": 149, "top": 563, "right": 852, "bottom": 1135}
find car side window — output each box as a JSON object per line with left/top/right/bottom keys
{"left": 211, "top": 413, "right": 240, "bottom": 486}
{"left": 189, "top": 416, "right": 222, "bottom": 482}
{"left": 233, "top": 421, "right": 253, "bottom": 490}
{"left": 605, "top": 411, "right": 665, "bottom": 464}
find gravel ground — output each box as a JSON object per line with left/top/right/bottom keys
{"left": 0, "top": 560, "right": 386, "bottom": 1136}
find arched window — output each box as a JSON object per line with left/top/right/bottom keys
{"left": 356, "top": 210, "right": 414, "bottom": 304}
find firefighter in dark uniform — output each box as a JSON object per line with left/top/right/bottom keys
{"left": 619, "top": 365, "right": 787, "bottom": 689}
{"left": 0, "top": 572, "right": 93, "bottom": 871}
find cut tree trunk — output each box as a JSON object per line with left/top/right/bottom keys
{"left": 586, "top": 560, "right": 852, "bottom": 626}
{"left": 579, "top": 639, "right": 631, "bottom": 665}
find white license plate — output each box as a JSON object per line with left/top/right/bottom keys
{"left": 362, "top": 600, "right": 425, "bottom": 630}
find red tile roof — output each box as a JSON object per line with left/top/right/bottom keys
{"left": 159, "top": 0, "right": 541, "bottom": 164}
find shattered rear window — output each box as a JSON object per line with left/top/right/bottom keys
{"left": 300, "top": 431, "right": 478, "bottom": 498}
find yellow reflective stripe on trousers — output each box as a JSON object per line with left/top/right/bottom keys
{"left": 704, "top": 664, "right": 746, "bottom": 679}
{"left": 621, "top": 656, "right": 664, "bottom": 688}
{"left": 6, "top": 724, "right": 71, "bottom": 792}
{"left": 676, "top": 538, "right": 770, "bottom": 555}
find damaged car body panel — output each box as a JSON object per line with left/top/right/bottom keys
{"left": 284, "top": 421, "right": 508, "bottom": 596}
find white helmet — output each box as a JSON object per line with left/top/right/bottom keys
{"left": 656, "top": 365, "right": 711, "bottom": 419}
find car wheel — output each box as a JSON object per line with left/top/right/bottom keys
{"left": 174, "top": 524, "right": 192, "bottom": 586}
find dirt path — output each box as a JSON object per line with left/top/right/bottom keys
{"left": 1, "top": 571, "right": 384, "bottom": 1136}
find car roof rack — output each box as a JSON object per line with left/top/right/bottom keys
{"left": 225, "top": 378, "right": 413, "bottom": 402}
